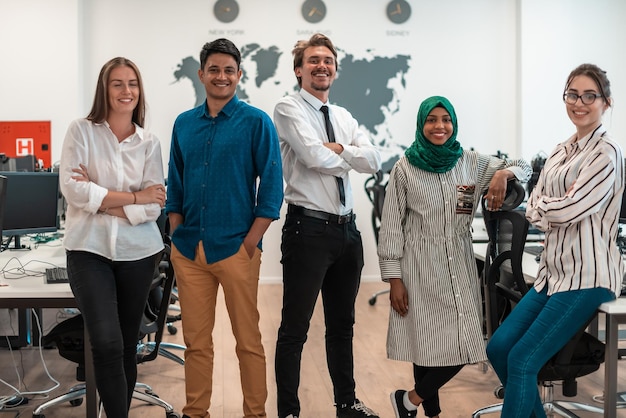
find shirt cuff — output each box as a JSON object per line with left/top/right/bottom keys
{"left": 379, "top": 259, "right": 402, "bottom": 282}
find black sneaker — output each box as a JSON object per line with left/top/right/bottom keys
{"left": 390, "top": 390, "right": 417, "bottom": 418}
{"left": 337, "top": 399, "right": 380, "bottom": 418}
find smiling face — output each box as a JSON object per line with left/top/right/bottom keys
{"left": 564, "top": 74, "right": 609, "bottom": 138}
{"left": 422, "top": 107, "right": 454, "bottom": 145}
{"left": 295, "top": 45, "right": 337, "bottom": 101}
{"left": 107, "top": 65, "right": 140, "bottom": 117}
{"left": 198, "top": 52, "right": 242, "bottom": 104}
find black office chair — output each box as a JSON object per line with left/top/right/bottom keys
{"left": 33, "top": 244, "right": 180, "bottom": 418}
{"left": 365, "top": 169, "right": 392, "bottom": 305}
{"left": 137, "top": 217, "right": 185, "bottom": 365}
{"left": 473, "top": 182, "right": 606, "bottom": 417}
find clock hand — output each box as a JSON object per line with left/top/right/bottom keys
{"left": 391, "top": 3, "right": 402, "bottom": 15}
{"left": 308, "top": 7, "right": 319, "bottom": 17}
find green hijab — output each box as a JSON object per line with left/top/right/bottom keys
{"left": 405, "top": 95, "right": 463, "bottom": 173}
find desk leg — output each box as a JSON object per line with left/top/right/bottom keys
{"left": 84, "top": 328, "right": 98, "bottom": 418}
{"left": 604, "top": 314, "right": 618, "bottom": 418}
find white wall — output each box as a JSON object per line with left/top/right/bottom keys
{"left": 0, "top": 0, "right": 80, "bottom": 157}
{"left": 519, "top": 0, "right": 626, "bottom": 161}
{"left": 0, "top": 0, "right": 624, "bottom": 282}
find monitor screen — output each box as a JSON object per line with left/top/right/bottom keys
{"left": 1, "top": 171, "right": 59, "bottom": 239}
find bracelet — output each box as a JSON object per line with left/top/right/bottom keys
{"left": 132, "top": 192, "right": 137, "bottom": 204}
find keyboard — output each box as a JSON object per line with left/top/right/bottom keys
{"left": 524, "top": 245, "right": 544, "bottom": 256}
{"left": 45, "top": 267, "right": 69, "bottom": 284}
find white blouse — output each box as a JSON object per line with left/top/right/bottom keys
{"left": 60, "top": 119, "right": 164, "bottom": 261}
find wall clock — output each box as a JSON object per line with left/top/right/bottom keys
{"left": 301, "top": 0, "right": 327, "bottom": 23}
{"left": 386, "top": 0, "right": 411, "bottom": 24}
{"left": 214, "top": 0, "right": 239, "bottom": 23}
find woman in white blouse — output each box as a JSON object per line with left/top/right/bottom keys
{"left": 59, "top": 57, "right": 166, "bottom": 418}
{"left": 487, "top": 63, "right": 624, "bottom": 417}
{"left": 378, "top": 95, "right": 531, "bottom": 418}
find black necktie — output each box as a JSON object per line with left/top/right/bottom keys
{"left": 320, "top": 105, "right": 346, "bottom": 206}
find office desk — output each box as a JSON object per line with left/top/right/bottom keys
{"left": 0, "top": 243, "right": 98, "bottom": 418}
{"left": 599, "top": 298, "right": 626, "bottom": 418}
{"left": 473, "top": 241, "right": 626, "bottom": 418}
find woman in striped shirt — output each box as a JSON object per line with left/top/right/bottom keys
{"left": 486, "top": 63, "right": 624, "bottom": 417}
{"left": 378, "top": 96, "right": 531, "bottom": 418}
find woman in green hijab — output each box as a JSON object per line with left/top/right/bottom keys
{"left": 378, "top": 96, "right": 531, "bottom": 418}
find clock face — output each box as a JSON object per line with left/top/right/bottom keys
{"left": 386, "top": 0, "right": 411, "bottom": 24}
{"left": 214, "top": 0, "right": 239, "bottom": 23}
{"left": 302, "top": 0, "right": 326, "bottom": 23}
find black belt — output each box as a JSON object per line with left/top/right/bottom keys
{"left": 287, "top": 204, "right": 355, "bottom": 224}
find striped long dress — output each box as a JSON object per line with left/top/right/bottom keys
{"left": 378, "top": 151, "right": 531, "bottom": 366}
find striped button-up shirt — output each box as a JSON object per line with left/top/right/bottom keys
{"left": 527, "top": 125, "right": 624, "bottom": 297}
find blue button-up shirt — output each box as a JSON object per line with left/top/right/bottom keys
{"left": 166, "top": 96, "right": 283, "bottom": 263}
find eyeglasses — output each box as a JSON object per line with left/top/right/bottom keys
{"left": 563, "top": 92, "right": 603, "bottom": 105}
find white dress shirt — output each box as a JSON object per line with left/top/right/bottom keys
{"left": 274, "top": 89, "right": 381, "bottom": 215}
{"left": 527, "top": 125, "right": 625, "bottom": 297}
{"left": 60, "top": 118, "right": 164, "bottom": 261}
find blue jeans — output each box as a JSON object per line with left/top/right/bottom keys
{"left": 67, "top": 250, "right": 159, "bottom": 418}
{"left": 486, "top": 286, "right": 614, "bottom": 417}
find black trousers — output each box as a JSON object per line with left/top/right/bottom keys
{"left": 67, "top": 250, "right": 158, "bottom": 418}
{"left": 275, "top": 212, "right": 364, "bottom": 418}
{"left": 413, "top": 364, "right": 464, "bottom": 417}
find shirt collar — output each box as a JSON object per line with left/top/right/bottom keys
{"left": 100, "top": 120, "right": 143, "bottom": 142}
{"left": 299, "top": 88, "right": 329, "bottom": 111}
{"left": 562, "top": 124, "right": 605, "bottom": 154}
{"left": 202, "top": 95, "right": 240, "bottom": 119}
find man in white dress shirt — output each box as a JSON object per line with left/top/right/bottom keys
{"left": 273, "top": 33, "right": 382, "bottom": 418}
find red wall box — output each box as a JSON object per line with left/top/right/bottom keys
{"left": 0, "top": 121, "right": 52, "bottom": 169}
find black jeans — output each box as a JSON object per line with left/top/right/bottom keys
{"left": 275, "top": 213, "right": 364, "bottom": 418}
{"left": 67, "top": 250, "right": 159, "bottom": 418}
{"left": 413, "top": 364, "right": 464, "bottom": 417}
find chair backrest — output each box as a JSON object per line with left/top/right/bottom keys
{"left": 364, "top": 170, "right": 388, "bottom": 244}
{"left": 481, "top": 181, "right": 529, "bottom": 337}
{"left": 0, "top": 175, "right": 6, "bottom": 242}
{"left": 137, "top": 242, "right": 176, "bottom": 365}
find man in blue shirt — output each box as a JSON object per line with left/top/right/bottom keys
{"left": 166, "top": 38, "right": 283, "bottom": 418}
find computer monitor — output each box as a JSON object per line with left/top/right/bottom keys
{"left": 0, "top": 154, "right": 37, "bottom": 172}
{"left": 0, "top": 171, "right": 60, "bottom": 250}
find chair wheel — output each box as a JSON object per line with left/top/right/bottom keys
{"left": 168, "top": 325, "right": 177, "bottom": 335}
{"left": 69, "top": 398, "right": 83, "bottom": 407}
{"left": 494, "top": 385, "right": 505, "bottom": 399}
{"left": 368, "top": 297, "right": 377, "bottom": 306}
{"left": 166, "top": 413, "right": 180, "bottom": 418}
{"left": 33, "top": 414, "right": 45, "bottom": 418}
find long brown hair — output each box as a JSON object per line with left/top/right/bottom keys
{"left": 87, "top": 57, "right": 146, "bottom": 127}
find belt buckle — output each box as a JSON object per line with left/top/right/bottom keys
{"left": 337, "top": 215, "right": 346, "bottom": 225}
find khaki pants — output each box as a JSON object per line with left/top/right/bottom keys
{"left": 172, "top": 242, "right": 267, "bottom": 418}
